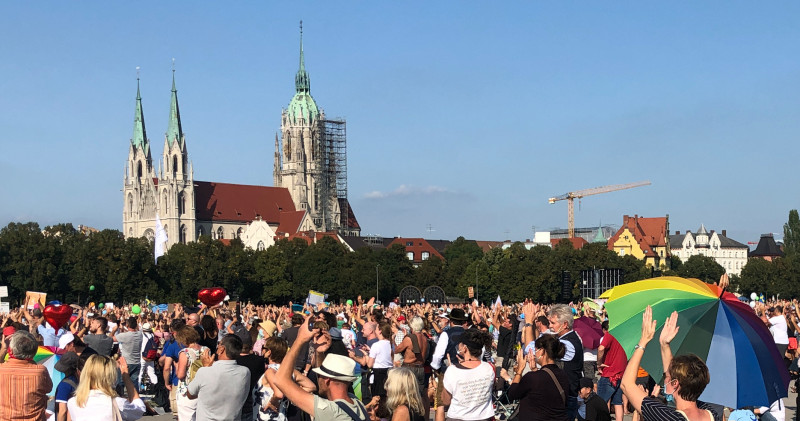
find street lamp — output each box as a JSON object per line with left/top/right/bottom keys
{"left": 376, "top": 264, "right": 380, "bottom": 303}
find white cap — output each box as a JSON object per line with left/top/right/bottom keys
{"left": 58, "top": 332, "right": 75, "bottom": 350}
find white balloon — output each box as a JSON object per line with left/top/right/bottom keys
{"left": 750, "top": 292, "right": 759, "bottom": 301}
{"left": 749, "top": 301, "right": 756, "bottom": 308}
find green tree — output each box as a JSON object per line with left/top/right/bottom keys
{"left": 677, "top": 255, "right": 725, "bottom": 284}
{"left": 785, "top": 210, "right": 800, "bottom": 258}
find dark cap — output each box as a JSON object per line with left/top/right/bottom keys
{"left": 579, "top": 377, "right": 594, "bottom": 389}
{"left": 55, "top": 351, "right": 80, "bottom": 374}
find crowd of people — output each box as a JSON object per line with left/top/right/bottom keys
{"left": 0, "top": 276, "right": 795, "bottom": 421}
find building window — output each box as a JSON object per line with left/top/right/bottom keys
{"left": 257, "top": 241, "right": 266, "bottom": 251}
{"left": 406, "top": 252, "right": 414, "bottom": 261}
{"left": 127, "top": 193, "right": 134, "bottom": 218}
{"left": 217, "top": 226, "right": 224, "bottom": 240}
{"left": 406, "top": 241, "right": 413, "bottom": 246}
{"left": 422, "top": 251, "right": 430, "bottom": 261}
{"left": 198, "top": 226, "right": 205, "bottom": 237}
{"left": 180, "top": 225, "right": 187, "bottom": 244}
{"left": 619, "top": 249, "right": 625, "bottom": 256}
{"left": 137, "top": 161, "right": 143, "bottom": 178}
{"left": 173, "top": 155, "right": 178, "bottom": 179}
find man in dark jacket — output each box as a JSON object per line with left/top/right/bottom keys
{"left": 548, "top": 304, "right": 585, "bottom": 421}
{"left": 578, "top": 377, "right": 610, "bottom": 421}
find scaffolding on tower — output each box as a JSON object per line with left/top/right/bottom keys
{"left": 320, "top": 118, "right": 349, "bottom": 232}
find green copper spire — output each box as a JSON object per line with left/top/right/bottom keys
{"left": 287, "top": 21, "right": 319, "bottom": 125}
{"left": 592, "top": 223, "right": 606, "bottom": 243}
{"left": 295, "top": 20, "right": 310, "bottom": 94}
{"left": 166, "top": 69, "right": 183, "bottom": 147}
{"left": 132, "top": 77, "right": 149, "bottom": 152}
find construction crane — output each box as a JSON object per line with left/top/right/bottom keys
{"left": 548, "top": 181, "right": 651, "bottom": 238}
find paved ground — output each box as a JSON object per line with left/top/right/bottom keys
{"left": 140, "top": 388, "right": 798, "bottom": 420}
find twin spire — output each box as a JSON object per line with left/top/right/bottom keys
{"left": 130, "top": 67, "right": 183, "bottom": 152}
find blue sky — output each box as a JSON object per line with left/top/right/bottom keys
{"left": 1, "top": 2, "right": 798, "bottom": 244}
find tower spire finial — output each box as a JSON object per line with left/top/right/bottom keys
{"left": 136, "top": 66, "right": 141, "bottom": 99}
{"left": 166, "top": 60, "right": 183, "bottom": 147}
{"left": 171, "top": 58, "right": 176, "bottom": 92}
{"left": 295, "top": 20, "right": 310, "bottom": 93}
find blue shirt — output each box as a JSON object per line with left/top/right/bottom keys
{"left": 38, "top": 324, "right": 65, "bottom": 347}
{"left": 162, "top": 339, "right": 184, "bottom": 385}
{"left": 55, "top": 374, "right": 78, "bottom": 403}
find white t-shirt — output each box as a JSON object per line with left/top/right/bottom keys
{"left": 67, "top": 390, "right": 146, "bottom": 421}
{"left": 758, "top": 398, "right": 785, "bottom": 421}
{"left": 369, "top": 339, "right": 393, "bottom": 369}
{"left": 769, "top": 315, "right": 790, "bottom": 345}
{"left": 443, "top": 362, "right": 495, "bottom": 420}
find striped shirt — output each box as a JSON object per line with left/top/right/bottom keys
{"left": 0, "top": 358, "right": 53, "bottom": 421}
{"left": 640, "top": 397, "right": 720, "bottom": 421}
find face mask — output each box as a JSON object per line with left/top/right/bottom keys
{"left": 665, "top": 393, "right": 674, "bottom": 403}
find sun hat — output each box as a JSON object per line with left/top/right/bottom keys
{"left": 312, "top": 353, "right": 358, "bottom": 382}
{"left": 447, "top": 308, "right": 469, "bottom": 323}
{"left": 54, "top": 351, "right": 80, "bottom": 373}
{"left": 141, "top": 322, "right": 153, "bottom": 332}
{"left": 259, "top": 320, "right": 277, "bottom": 337}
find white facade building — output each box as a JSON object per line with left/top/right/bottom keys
{"left": 669, "top": 225, "right": 749, "bottom": 276}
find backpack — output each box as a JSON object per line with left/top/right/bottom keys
{"left": 141, "top": 334, "right": 158, "bottom": 361}
{"left": 184, "top": 347, "right": 206, "bottom": 385}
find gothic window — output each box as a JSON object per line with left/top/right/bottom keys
{"left": 137, "top": 161, "right": 143, "bottom": 178}
{"left": 128, "top": 228, "right": 133, "bottom": 237}
{"left": 143, "top": 228, "right": 155, "bottom": 242}
{"left": 180, "top": 224, "right": 187, "bottom": 244}
{"left": 173, "top": 155, "right": 178, "bottom": 179}
{"left": 257, "top": 241, "right": 265, "bottom": 251}
{"left": 178, "top": 192, "right": 185, "bottom": 215}
{"left": 127, "top": 193, "right": 133, "bottom": 218}
{"left": 164, "top": 194, "right": 168, "bottom": 214}
{"left": 236, "top": 227, "right": 243, "bottom": 239}
{"left": 217, "top": 226, "right": 224, "bottom": 240}
{"left": 198, "top": 226, "right": 205, "bottom": 237}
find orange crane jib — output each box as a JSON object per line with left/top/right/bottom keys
{"left": 548, "top": 181, "right": 651, "bottom": 238}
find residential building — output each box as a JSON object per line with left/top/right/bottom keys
{"left": 608, "top": 214, "right": 670, "bottom": 268}
{"left": 669, "top": 225, "right": 749, "bottom": 275}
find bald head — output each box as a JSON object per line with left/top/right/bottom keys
{"left": 187, "top": 313, "right": 200, "bottom": 326}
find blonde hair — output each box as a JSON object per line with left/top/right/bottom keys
{"left": 385, "top": 367, "right": 424, "bottom": 416}
{"left": 75, "top": 355, "right": 119, "bottom": 407}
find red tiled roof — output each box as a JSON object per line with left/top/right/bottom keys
{"left": 283, "top": 231, "right": 340, "bottom": 245}
{"left": 475, "top": 241, "right": 504, "bottom": 252}
{"left": 276, "top": 210, "right": 306, "bottom": 234}
{"left": 607, "top": 215, "right": 667, "bottom": 256}
{"left": 388, "top": 238, "right": 445, "bottom": 262}
{"left": 194, "top": 181, "right": 296, "bottom": 223}
{"left": 550, "top": 237, "right": 588, "bottom": 249}
{"left": 338, "top": 198, "right": 360, "bottom": 230}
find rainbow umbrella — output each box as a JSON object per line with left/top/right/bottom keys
{"left": 605, "top": 276, "right": 789, "bottom": 408}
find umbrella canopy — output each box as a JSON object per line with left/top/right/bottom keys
{"left": 605, "top": 276, "right": 789, "bottom": 409}
{"left": 573, "top": 316, "right": 603, "bottom": 350}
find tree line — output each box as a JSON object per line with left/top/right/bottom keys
{"left": 0, "top": 215, "right": 796, "bottom": 306}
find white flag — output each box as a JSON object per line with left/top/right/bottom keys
{"left": 154, "top": 214, "right": 168, "bottom": 263}
{"left": 495, "top": 295, "right": 502, "bottom": 308}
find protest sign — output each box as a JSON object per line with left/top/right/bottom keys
{"left": 307, "top": 290, "right": 325, "bottom": 307}
{"left": 0, "top": 286, "right": 8, "bottom": 298}
{"left": 25, "top": 291, "right": 47, "bottom": 309}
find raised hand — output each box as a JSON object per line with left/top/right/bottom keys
{"left": 659, "top": 311, "right": 680, "bottom": 346}
{"left": 640, "top": 305, "right": 657, "bottom": 345}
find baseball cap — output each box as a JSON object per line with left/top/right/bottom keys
{"left": 397, "top": 315, "right": 406, "bottom": 322}
{"left": 579, "top": 377, "right": 594, "bottom": 389}
{"left": 58, "top": 332, "right": 75, "bottom": 350}
{"left": 2, "top": 326, "right": 15, "bottom": 337}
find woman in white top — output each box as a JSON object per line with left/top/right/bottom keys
{"left": 174, "top": 326, "right": 207, "bottom": 421}
{"left": 351, "top": 323, "right": 394, "bottom": 399}
{"left": 67, "top": 355, "right": 146, "bottom": 421}
{"left": 441, "top": 329, "right": 496, "bottom": 421}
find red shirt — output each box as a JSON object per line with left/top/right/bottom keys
{"left": 598, "top": 332, "right": 628, "bottom": 384}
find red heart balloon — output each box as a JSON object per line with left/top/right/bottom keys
{"left": 198, "top": 287, "right": 226, "bottom": 307}
{"left": 44, "top": 304, "right": 72, "bottom": 329}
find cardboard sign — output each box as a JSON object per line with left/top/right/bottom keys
{"left": 307, "top": 290, "right": 325, "bottom": 307}
{"left": 228, "top": 301, "right": 238, "bottom": 311}
{"left": 468, "top": 287, "right": 474, "bottom": 299}
{"left": 25, "top": 291, "right": 47, "bottom": 309}
{"left": 0, "top": 286, "right": 8, "bottom": 298}
{"left": 0, "top": 302, "right": 9, "bottom": 314}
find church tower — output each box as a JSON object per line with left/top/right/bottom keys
{"left": 123, "top": 78, "right": 159, "bottom": 241}
{"left": 158, "top": 70, "right": 196, "bottom": 246}
{"left": 274, "top": 22, "right": 342, "bottom": 232}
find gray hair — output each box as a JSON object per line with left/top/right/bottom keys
{"left": 548, "top": 304, "right": 574, "bottom": 330}
{"left": 9, "top": 331, "right": 38, "bottom": 360}
{"left": 409, "top": 316, "right": 425, "bottom": 333}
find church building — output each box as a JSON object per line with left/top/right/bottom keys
{"left": 122, "top": 27, "right": 360, "bottom": 250}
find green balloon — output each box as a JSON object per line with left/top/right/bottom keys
{"left": 346, "top": 300, "right": 353, "bottom": 306}
{"left": 98, "top": 303, "right": 104, "bottom": 308}
{"left": 89, "top": 285, "right": 95, "bottom": 291}
{"left": 131, "top": 304, "right": 141, "bottom": 315}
